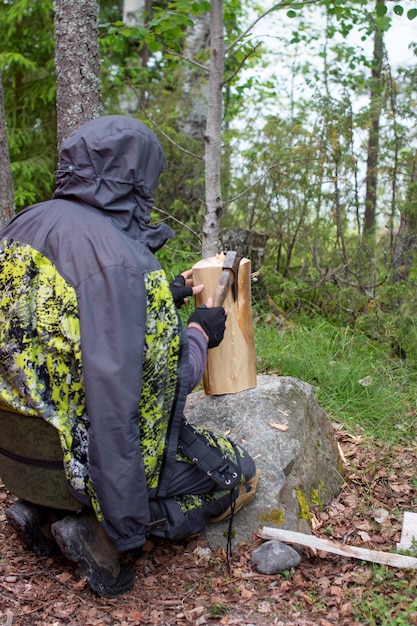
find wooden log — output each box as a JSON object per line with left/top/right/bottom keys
{"left": 192, "top": 254, "right": 257, "bottom": 395}
{"left": 260, "top": 527, "right": 417, "bottom": 569}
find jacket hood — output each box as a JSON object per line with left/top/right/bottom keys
{"left": 53, "top": 115, "right": 174, "bottom": 252}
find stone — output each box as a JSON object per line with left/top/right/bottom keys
{"left": 184, "top": 374, "right": 343, "bottom": 549}
{"left": 251, "top": 540, "right": 301, "bottom": 574}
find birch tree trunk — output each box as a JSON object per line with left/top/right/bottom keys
{"left": 178, "top": 11, "right": 210, "bottom": 139}
{"left": 123, "top": 0, "right": 150, "bottom": 68}
{"left": 54, "top": 0, "right": 101, "bottom": 146}
{"left": 202, "top": 0, "right": 224, "bottom": 258}
{"left": 0, "top": 69, "right": 14, "bottom": 227}
{"left": 123, "top": 0, "right": 146, "bottom": 25}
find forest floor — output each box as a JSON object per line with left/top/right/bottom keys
{"left": 1, "top": 428, "right": 417, "bottom": 626}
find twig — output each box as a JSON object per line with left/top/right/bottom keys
{"left": 269, "top": 421, "right": 289, "bottom": 432}
{"left": 152, "top": 205, "right": 202, "bottom": 243}
{"left": 225, "top": 0, "right": 323, "bottom": 55}
{"left": 0, "top": 591, "right": 19, "bottom": 606}
{"left": 223, "top": 159, "right": 319, "bottom": 207}
{"left": 223, "top": 43, "right": 261, "bottom": 86}
{"left": 162, "top": 48, "right": 208, "bottom": 72}
{"left": 16, "top": 597, "right": 60, "bottom": 616}
{"left": 138, "top": 101, "right": 203, "bottom": 161}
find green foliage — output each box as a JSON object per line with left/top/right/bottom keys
{"left": 0, "top": 0, "right": 57, "bottom": 209}
{"left": 209, "top": 602, "right": 229, "bottom": 618}
{"left": 222, "top": 0, "right": 417, "bottom": 402}
{"left": 254, "top": 315, "right": 417, "bottom": 443}
{"left": 352, "top": 283, "right": 417, "bottom": 361}
{"left": 351, "top": 564, "right": 417, "bottom": 624}
{"left": 0, "top": 0, "right": 129, "bottom": 210}
{"left": 2, "top": 0, "right": 417, "bottom": 333}
{"left": 99, "top": 0, "right": 212, "bottom": 55}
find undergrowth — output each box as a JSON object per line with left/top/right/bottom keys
{"left": 253, "top": 312, "right": 417, "bottom": 444}
{"left": 253, "top": 309, "right": 417, "bottom": 624}
{"left": 351, "top": 565, "right": 417, "bottom": 625}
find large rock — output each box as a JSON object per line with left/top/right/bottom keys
{"left": 184, "top": 375, "right": 342, "bottom": 549}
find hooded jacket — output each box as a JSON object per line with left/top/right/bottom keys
{"left": 0, "top": 116, "right": 206, "bottom": 551}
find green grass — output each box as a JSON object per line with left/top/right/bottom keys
{"left": 252, "top": 312, "right": 417, "bottom": 623}
{"left": 350, "top": 565, "right": 417, "bottom": 625}
{"left": 254, "top": 315, "right": 417, "bottom": 443}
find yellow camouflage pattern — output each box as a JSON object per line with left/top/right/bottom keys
{"left": 0, "top": 241, "right": 181, "bottom": 513}
{"left": 174, "top": 425, "right": 247, "bottom": 512}
{"left": 0, "top": 239, "right": 238, "bottom": 521}
{"left": 140, "top": 270, "right": 181, "bottom": 488}
{"left": 0, "top": 239, "right": 93, "bottom": 501}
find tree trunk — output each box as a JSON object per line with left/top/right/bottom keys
{"left": 218, "top": 228, "right": 269, "bottom": 273}
{"left": 123, "top": 0, "right": 146, "bottom": 25}
{"left": 123, "top": 0, "right": 150, "bottom": 68}
{"left": 363, "top": 0, "right": 384, "bottom": 235}
{"left": 392, "top": 153, "right": 417, "bottom": 283}
{"left": 202, "top": 0, "right": 224, "bottom": 258}
{"left": 0, "top": 69, "right": 14, "bottom": 227}
{"left": 177, "top": 11, "right": 211, "bottom": 139}
{"left": 54, "top": 0, "right": 101, "bottom": 146}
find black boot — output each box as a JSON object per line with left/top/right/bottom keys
{"left": 51, "top": 511, "right": 135, "bottom": 597}
{"left": 6, "top": 500, "right": 60, "bottom": 557}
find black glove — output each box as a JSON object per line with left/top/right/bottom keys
{"left": 169, "top": 275, "right": 193, "bottom": 309}
{"left": 188, "top": 305, "right": 227, "bottom": 349}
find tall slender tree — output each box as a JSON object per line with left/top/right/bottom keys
{"left": 54, "top": 0, "right": 102, "bottom": 145}
{"left": 392, "top": 152, "right": 417, "bottom": 282}
{"left": 363, "top": 0, "right": 386, "bottom": 236}
{"left": 202, "top": 0, "right": 224, "bottom": 257}
{"left": 177, "top": 11, "right": 211, "bottom": 140}
{"left": 0, "top": 69, "right": 14, "bottom": 226}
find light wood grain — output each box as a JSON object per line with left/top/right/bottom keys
{"left": 260, "top": 527, "right": 417, "bottom": 569}
{"left": 192, "top": 254, "right": 257, "bottom": 395}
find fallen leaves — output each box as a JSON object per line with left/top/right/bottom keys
{"left": 372, "top": 507, "right": 390, "bottom": 524}
{"left": 1, "top": 428, "right": 417, "bottom": 625}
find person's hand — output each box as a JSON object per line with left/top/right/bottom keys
{"left": 187, "top": 299, "right": 227, "bottom": 348}
{"left": 169, "top": 269, "right": 204, "bottom": 309}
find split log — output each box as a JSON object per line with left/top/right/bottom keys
{"left": 192, "top": 254, "right": 256, "bottom": 395}
{"left": 260, "top": 527, "right": 417, "bottom": 569}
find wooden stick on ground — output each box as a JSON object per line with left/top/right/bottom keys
{"left": 260, "top": 527, "right": 417, "bottom": 569}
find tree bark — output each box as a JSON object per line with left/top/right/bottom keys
{"left": 218, "top": 228, "right": 268, "bottom": 273}
{"left": 392, "top": 153, "right": 417, "bottom": 283}
{"left": 123, "top": 0, "right": 150, "bottom": 68}
{"left": 0, "top": 69, "right": 14, "bottom": 227}
{"left": 54, "top": 0, "right": 102, "bottom": 146}
{"left": 202, "top": 0, "right": 224, "bottom": 258}
{"left": 123, "top": 0, "right": 146, "bottom": 25}
{"left": 363, "top": 0, "right": 384, "bottom": 235}
{"left": 177, "top": 11, "right": 211, "bottom": 139}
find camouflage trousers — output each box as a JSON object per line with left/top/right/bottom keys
{"left": 149, "top": 425, "right": 256, "bottom": 541}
